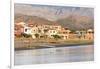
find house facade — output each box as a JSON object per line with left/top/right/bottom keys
{"left": 14, "top": 22, "right": 71, "bottom": 39}
{"left": 85, "top": 29, "right": 94, "bottom": 40}
{"left": 58, "top": 28, "right": 71, "bottom": 40}
{"left": 14, "top": 22, "right": 94, "bottom": 40}
{"left": 14, "top": 22, "right": 25, "bottom": 37}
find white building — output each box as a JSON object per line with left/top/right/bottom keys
{"left": 23, "top": 23, "right": 72, "bottom": 40}
{"left": 58, "top": 29, "right": 71, "bottom": 40}
{"left": 48, "top": 29, "right": 58, "bottom": 38}
{"left": 24, "top": 27, "right": 32, "bottom": 35}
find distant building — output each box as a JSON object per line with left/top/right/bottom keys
{"left": 48, "top": 29, "right": 58, "bottom": 38}
{"left": 75, "top": 30, "right": 87, "bottom": 39}
{"left": 14, "top": 22, "right": 94, "bottom": 40}
{"left": 58, "top": 28, "right": 71, "bottom": 40}
{"left": 24, "top": 26, "right": 32, "bottom": 35}
{"left": 85, "top": 29, "right": 94, "bottom": 40}
{"left": 28, "top": 24, "right": 62, "bottom": 39}
{"left": 49, "top": 25, "right": 62, "bottom": 31}
{"left": 14, "top": 23, "right": 24, "bottom": 37}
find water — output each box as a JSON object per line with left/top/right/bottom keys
{"left": 14, "top": 45, "right": 94, "bottom": 65}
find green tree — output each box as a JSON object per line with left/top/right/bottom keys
{"left": 52, "top": 35, "right": 61, "bottom": 40}
{"left": 34, "top": 33, "right": 39, "bottom": 38}
{"left": 22, "top": 33, "right": 32, "bottom": 38}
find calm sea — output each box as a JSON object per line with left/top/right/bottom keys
{"left": 15, "top": 45, "right": 94, "bottom": 65}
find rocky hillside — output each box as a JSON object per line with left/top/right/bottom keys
{"left": 56, "top": 15, "right": 94, "bottom": 30}
{"left": 14, "top": 14, "right": 54, "bottom": 25}
{"left": 15, "top": 14, "right": 94, "bottom": 30}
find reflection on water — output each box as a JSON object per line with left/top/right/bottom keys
{"left": 14, "top": 45, "right": 94, "bottom": 65}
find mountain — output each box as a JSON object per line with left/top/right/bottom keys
{"left": 15, "top": 3, "right": 94, "bottom": 21}
{"left": 14, "top": 3, "right": 94, "bottom": 30}
{"left": 56, "top": 15, "right": 94, "bottom": 30}
{"left": 15, "top": 14, "right": 94, "bottom": 30}
{"left": 14, "top": 14, "right": 54, "bottom": 25}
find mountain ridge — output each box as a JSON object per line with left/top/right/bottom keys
{"left": 15, "top": 3, "right": 94, "bottom": 21}
{"left": 15, "top": 14, "right": 94, "bottom": 30}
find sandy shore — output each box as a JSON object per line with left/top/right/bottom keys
{"left": 14, "top": 38, "right": 94, "bottom": 50}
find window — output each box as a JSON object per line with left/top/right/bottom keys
{"left": 36, "top": 25, "right": 38, "bottom": 27}
{"left": 63, "top": 32, "right": 67, "bottom": 34}
{"left": 25, "top": 29, "right": 27, "bottom": 32}
{"left": 53, "top": 31, "right": 55, "bottom": 33}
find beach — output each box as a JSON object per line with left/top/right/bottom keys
{"left": 14, "top": 37, "right": 94, "bottom": 50}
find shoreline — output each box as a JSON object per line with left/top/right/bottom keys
{"left": 14, "top": 38, "right": 94, "bottom": 51}
{"left": 15, "top": 42, "right": 93, "bottom": 51}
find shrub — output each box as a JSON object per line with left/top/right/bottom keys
{"left": 34, "top": 33, "right": 39, "bottom": 38}
{"left": 22, "top": 33, "right": 32, "bottom": 38}
{"left": 52, "top": 35, "right": 61, "bottom": 39}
